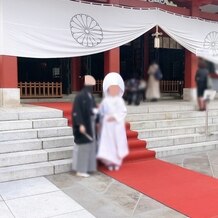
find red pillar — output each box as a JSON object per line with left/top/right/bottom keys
{"left": 184, "top": 50, "right": 198, "bottom": 89}
{"left": 191, "top": 0, "right": 200, "bottom": 17}
{"left": 183, "top": 0, "right": 199, "bottom": 100}
{"left": 103, "top": 0, "right": 120, "bottom": 75}
{"left": 183, "top": 49, "right": 198, "bottom": 101}
{"left": 184, "top": 0, "right": 200, "bottom": 89}
{"left": 0, "top": 56, "right": 18, "bottom": 88}
{"left": 104, "top": 47, "right": 120, "bottom": 74}
{"left": 71, "top": 57, "right": 81, "bottom": 91}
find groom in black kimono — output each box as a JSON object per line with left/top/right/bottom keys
{"left": 72, "top": 75, "right": 98, "bottom": 177}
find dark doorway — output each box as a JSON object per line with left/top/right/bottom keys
{"left": 80, "top": 52, "right": 104, "bottom": 80}
{"left": 18, "top": 58, "right": 71, "bottom": 94}
{"left": 120, "top": 36, "right": 144, "bottom": 81}
{"left": 60, "top": 58, "right": 71, "bottom": 95}
{"left": 149, "top": 35, "right": 185, "bottom": 81}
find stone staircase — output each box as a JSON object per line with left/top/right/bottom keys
{"left": 0, "top": 105, "right": 74, "bottom": 182}
{"left": 126, "top": 102, "right": 218, "bottom": 158}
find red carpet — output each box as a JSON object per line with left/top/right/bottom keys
{"left": 31, "top": 102, "right": 218, "bottom": 217}
{"left": 102, "top": 159, "right": 218, "bottom": 218}
{"left": 31, "top": 102, "right": 73, "bottom": 126}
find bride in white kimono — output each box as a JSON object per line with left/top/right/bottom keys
{"left": 97, "top": 72, "right": 129, "bottom": 171}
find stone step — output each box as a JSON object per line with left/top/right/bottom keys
{"left": 0, "top": 134, "right": 74, "bottom": 154}
{"left": 0, "top": 129, "right": 38, "bottom": 142}
{"left": 0, "top": 162, "right": 54, "bottom": 183}
{"left": 0, "top": 107, "right": 63, "bottom": 121}
{"left": 42, "top": 136, "right": 74, "bottom": 149}
{"left": 0, "top": 150, "right": 48, "bottom": 168}
{"left": 0, "top": 158, "right": 74, "bottom": 182}
{"left": 127, "top": 101, "right": 218, "bottom": 115}
{"left": 37, "top": 127, "right": 73, "bottom": 138}
{"left": 130, "top": 116, "right": 217, "bottom": 129}
{"left": 0, "top": 126, "right": 73, "bottom": 142}
{"left": 32, "top": 118, "right": 68, "bottom": 128}
{"left": 126, "top": 110, "right": 218, "bottom": 122}
{"left": 0, "top": 118, "right": 68, "bottom": 132}
{"left": 127, "top": 104, "right": 196, "bottom": 114}
{"left": 137, "top": 124, "right": 218, "bottom": 138}
{"left": 153, "top": 141, "right": 218, "bottom": 158}
{"left": 0, "top": 146, "right": 73, "bottom": 168}
{"left": 0, "top": 120, "right": 33, "bottom": 131}
{"left": 18, "top": 109, "right": 63, "bottom": 120}
{"left": 0, "top": 139, "right": 42, "bottom": 154}
{"left": 145, "top": 132, "right": 218, "bottom": 149}
{"left": 0, "top": 112, "right": 19, "bottom": 121}
{"left": 45, "top": 147, "right": 73, "bottom": 161}
{"left": 50, "top": 159, "right": 72, "bottom": 174}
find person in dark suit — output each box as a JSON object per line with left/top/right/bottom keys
{"left": 72, "top": 75, "right": 98, "bottom": 177}
{"left": 195, "top": 58, "right": 210, "bottom": 111}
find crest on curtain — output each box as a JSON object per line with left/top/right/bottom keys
{"left": 204, "top": 31, "right": 218, "bottom": 56}
{"left": 70, "top": 14, "right": 103, "bottom": 47}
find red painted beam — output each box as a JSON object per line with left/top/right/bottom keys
{"left": 86, "top": 0, "right": 218, "bottom": 21}
{"left": 200, "top": 11, "right": 218, "bottom": 21}
{"left": 118, "top": 0, "right": 191, "bottom": 16}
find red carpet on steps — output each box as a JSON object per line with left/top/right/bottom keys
{"left": 31, "top": 102, "right": 155, "bottom": 163}
{"left": 32, "top": 102, "right": 218, "bottom": 218}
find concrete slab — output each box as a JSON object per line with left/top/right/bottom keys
{"left": 52, "top": 210, "right": 95, "bottom": 218}
{"left": 6, "top": 191, "right": 83, "bottom": 218}
{"left": 0, "top": 177, "right": 58, "bottom": 200}
{"left": 0, "top": 202, "right": 14, "bottom": 218}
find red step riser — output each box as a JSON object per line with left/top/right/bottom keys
{"left": 124, "top": 151, "right": 155, "bottom": 162}
{"left": 128, "top": 140, "right": 147, "bottom": 150}
{"left": 126, "top": 123, "right": 131, "bottom": 129}
{"left": 127, "top": 131, "right": 138, "bottom": 139}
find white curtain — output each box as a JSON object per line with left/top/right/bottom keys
{"left": 0, "top": 0, "right": 217, "bottom": 64}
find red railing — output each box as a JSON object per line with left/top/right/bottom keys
{"left": 18, "top": 82, "right": 63, "bottom": 98}
{"left": 160, "top": 80, "right": 184, "bottom": 94}
{"left": 93, "top": 80, "right": 183, "bottom": 95}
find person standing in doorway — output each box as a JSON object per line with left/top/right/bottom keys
{"left": 125, "top": 74, "right": 140, "bottom": 105}
{"left": 72, "top": 75, "right": 98, "bottom": 177}
{"left": 146, "top": 62, "right": 162, "bottom": 102}
{"left": 139, "top": 77, "right": 146, "bottom": 102}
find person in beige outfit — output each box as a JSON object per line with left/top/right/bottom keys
{"left": 146, "top": 63, "right": 162, "bottom": 102}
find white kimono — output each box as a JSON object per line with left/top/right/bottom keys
{"left": 97, "top": 96, "right": 129, "bottom": 166}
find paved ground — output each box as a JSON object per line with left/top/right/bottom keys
{"left": 0, "top": 150, "right": 218, "bottom": 218}
{"left": 0, "top": 149, "right": 218, "bottom": 218}
{"left": 0, "top": 177, "right": 95, "bottom": 218}
{"left": 46, "top": 149, "right": 218, "bottom": 218}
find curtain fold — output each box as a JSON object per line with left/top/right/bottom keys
{"left": 0, "top": 0, "right": 217, "bottom": 64}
